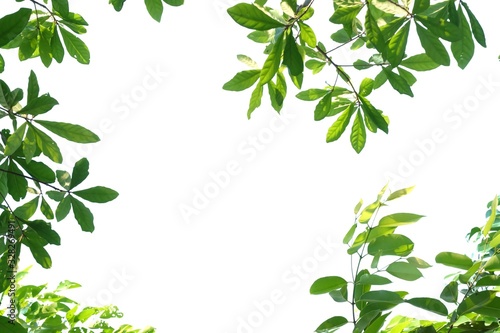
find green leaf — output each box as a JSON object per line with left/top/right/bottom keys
{"left": 305, "top": 60, "right": 325, "bottom": 74}
{"left": 283, "top": 31, "right": 303, "bottom": 76}
{"left": 358, "top": 274, "right": 392, "bottom": 285}
{"left": 343, "top": 223, "right": 357, "bottom": 244}
{"left": 416, "top": 23, "right": 450, "bottom": 66}
{"left": 405, "top": 297, "right": 448, "bottom": 316}
{"left": 145, "top": 0, "right": 163, "bottom": 22}
{"left": 298, "top": 21, "right": 317, "bottom": 48}
{"left": 14, "top": 196, "right": 39, "bottom": 220}
{"left": 247, "top": 83, "right": 263, "bottom": 119}
{"left": 451, "top": 6, "right": 474, "bottom": 69}
{"left": 296, "top": 89, "right": 329, "bottom": 101}
{"left": 315, "top": 316, "right": 348, "bottom": 333}
{"left": 435, "top": 252, "right": 473, "bottom": 270}
{"left": 0, "top": 8, "right": 32, "bottom": 48}
{"left": 40, "top": 196, "right": 54, "bottom": 220}
{"left": 484, "top": 195, "right": 497, "bottom": 236}
{"left": 55, "top": 195, "right": 71, "bottom": 221}
{"left": 260, "top": 32, "right": 285, "bottom": 84}
{"left": 25, "top": 220, "right": 60, "bottom": 245}
{"left": 415, "top": 15, "right": 462, "bottom": 41}
{"left": 237, "top": 54, "right": 259, "bottom": 69}
{"left": 56, "top": 170, "right": 71, "bottom": 189}
{"left": 34, "top": 120, "right": 100, "bottom": 143}
{"left": 483, "top": 254, "right": 500, "bottom": 271}
{"left": 227, "top": 3, "right": 286, "bottom": 31}
{"left": 70, "top": 196, "right": 94, "bottom": 232}
{"left": 387, "top": 186, "right": 415, "bottom": 200}
{"left": 458, "top": 261, "right": 481, "bottom": 283}
{"left": 223, "top": 70, "right": 261, "bottom": 91}
{"left": 387, "top": 261, "right": 423, "bottom": 281}
{"left": 53, "top": 0, "right": 69, "bottom": 16}
{"left": 314, "top": 91, "right": 332, "bottom": 121}
{"left": 350, "top": 110, "right": 366, "bottom": 153}
{"left": 31, "top": 125, "right": 63, "bottom": 163}
{"left": 440, "top": 280, "right": 458, "bottom": 303}
{"left": 456, "top": 291, "right": 495, "bottom": 315}
{"left": 368, "top": 234, "right": 414, "bottom": 256}
{"left": 7, "top": 160, "right": 28, "bottom": 201}
{"left": 386, "top": 21, "right": 410, "bottom": 67}
{"left": 0, "top": 316, "right": 27, "bottom": 333}
{"left": 326, "top": 103, "right": 355, "bottom": 143}
{"left": 4, "top": 122, "right": 27, "bottom": 156}
{"left": 27, "top": 70, "right": 40, "bottom": 104}
{"left": 47, "top": 190, "right": 65, "bottom": 202}
{"left": 407, "top": 256, "right": 432, "bottom": 268}
{"left": 310, "top": 276, "right": 347, "bottom": 294}
{"left": 70, "top": 158, "right": 89, "bottom": 190}
{"left": 472, "top": 297, "right": 500, "bottom": 317}
{"left": 59, "top": 27, "right": 90, "bottom": 64}
{"left": 163, "top": 0, "right": 184, "bottom": 6}
{"left": 461, "top": 2, "right": 486, "bottom": 47}
{"left": 267, "top": 81, "right": 284, "bottom": 112}
{"left": 359, "top": 78, "right": 374, "bottom": 97}
{"left": 0, "top": 54, "right": 4, "bottom": 73}
{"left": 359, "top": 201, "right": 380, "bottom": 223}
{"left": 412, "top": 0, "right": 430, "bottom": 13}
{"left": 359, "top": 290, "right": 404, "bottom": 304}
{"left": 359, "top": 96, "right": 388, "bottom": 134}
{"left": 476, "top": 275, "right": 500, "bottom": 287}
{"left": 379, "top": 213, "right": 424, "bottom": 227}
{"left": 400, "top": 53, "right": 440, "bottom": 71}
{"left": 27, "top": 243, "right": 52, "bottom": 269}
{"left": 364, "top": 7, "right": 386, "bottom": 53}
{"left": 330, "top": 5, "right": 363, "bottom": 25}
{"left": 51, "top": 26, "right": 65, "bottom": 63}
{"left": 19, "top": 94, "right": 59, "bottom": 116}
{"left": 23, "top": 126, "right": 37, "bottom": 164}
{"left": 383, "top": 68, "right": 414, "bottom": 97}
{"left": 73, "top": 186, "right": 119, "bottom": 203}
{"left": 15, "top": 159, "right": 55, "bottom": 184}
{"left": 397, "top": 67, "right": 417, "bottom": 86}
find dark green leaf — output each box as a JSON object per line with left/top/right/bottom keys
{"left": 164, "top": 0, "right": 184, "bottom": 6}
{"left": 25, "top": 220, "right": 60, "bottom": 245}
{"left": 73, "top": 186, "right": 119, "bottom": 203}
{"left": 40, "top": 196, "right": 54, "bottom": 220}
{"left": 4, "top": 122, "right": 27, "bottom": 156}
{"left": 51, "top": 26, "right": 65, "bottom": 63}
{"left": 412, "top": 0, "right": 430, "bottom": 14}
{"left": 145, "top": 0, "right": 163, "bottom": 22}
{"left": 415, "top": 14, "right": 462, "bottom": 41}
{"left": 405, "top": 297, "right": 448, "bottom": 316}
{"left": 223, "top": 70, "right": 261, "bottom": 91}
{"left": 383, "top": 68, "right": 414, "bottom": 96}
{"left": 27, "top": 70, "right": 39, "bottom": 104}
{"left": 47, "top": 190, "right": 65, "bottom": 202}
{"left": 457, "top": 291, "right": 495, "bottom": 315}
{"left": 0, "top": 315, "right": 27, "bottom": 333}
{"left": 13, "top": 196, "right": 39, "bottom": 220}
{"left": 59, "top": 27, "right": 90, "bottom": 64}
{"left": 476, "top": 275, "right": 500, "bottom": 287}
{"left": 364, "top": 7, "right": 386, "bottom": 53}
{"left": 70, "top": 158, "right": 89, "bottom": 190}
{"left": 315, "top": 316, "right": 348, "bottom": 333}
{"left": 359, "top": 290, "right": 403, "bottom": 304}
{"left": 440, "top": 281, "right": 458, "bottom": 303}
{"left": 358, "top": 274, "right": 392, "bottom": 285}
{"left": 19, "top": 94, "right": 59, "bottom": 116}
{"left": 56, "top": 170, "right": 71, "bottom": 189}
{"left": 34, "top": 120, "right": 99, "bottom": 143}
{"left": 461, "top": 2, "right": 486, "bottom": 47}
{"left": 70, "top": 196, "right": 94, "bottom": 232}
{"left": 283, "top": 31, "right": 303, "bottom": 76}
{"left": 359, "top": 96, "right": 388, "bottom": 134}
{"left": 31, "top": 125, "right": 62, "bottom": 163}
{"left": 55, "top": 195, "right": 71, "bottom": 221}
{"left": 227, "top": 3, "right": 286, "bottom": 31}
{"left": 109, "top": 0, "right": 126, "bottom": 11}
{"left": 7, "top": 160, "right": 27, "bottom": 201}
{"left": 451, "top": 6, "right": 474, "bottom": 69}
{"left": 415, "top": 23, "right": 450, "bottom": 66}
{"left": 15, "top": 159, "right": 56, "bottom": 184}
{"left": 0, "top": 8, "right": 32, "bottom": 48}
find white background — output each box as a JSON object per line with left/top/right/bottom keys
{"left": 3, "top": 0, "right": 500, "bottom": 332}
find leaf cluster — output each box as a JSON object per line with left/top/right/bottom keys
{"left": 224, "top": 0, "right": 486, "bottom": 152}
{"left": 310, "top": 185, "right": 500, "bottom": 333}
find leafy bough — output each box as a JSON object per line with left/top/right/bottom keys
{"left": 223, "top": 0, "right": 486, "bottom": 153}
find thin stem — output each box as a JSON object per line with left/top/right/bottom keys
{"left": 0, "top": 167, "right": 65, "bottom": 192}
{"left": 326, "top": 34, "right": 364, "bottom": 54}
